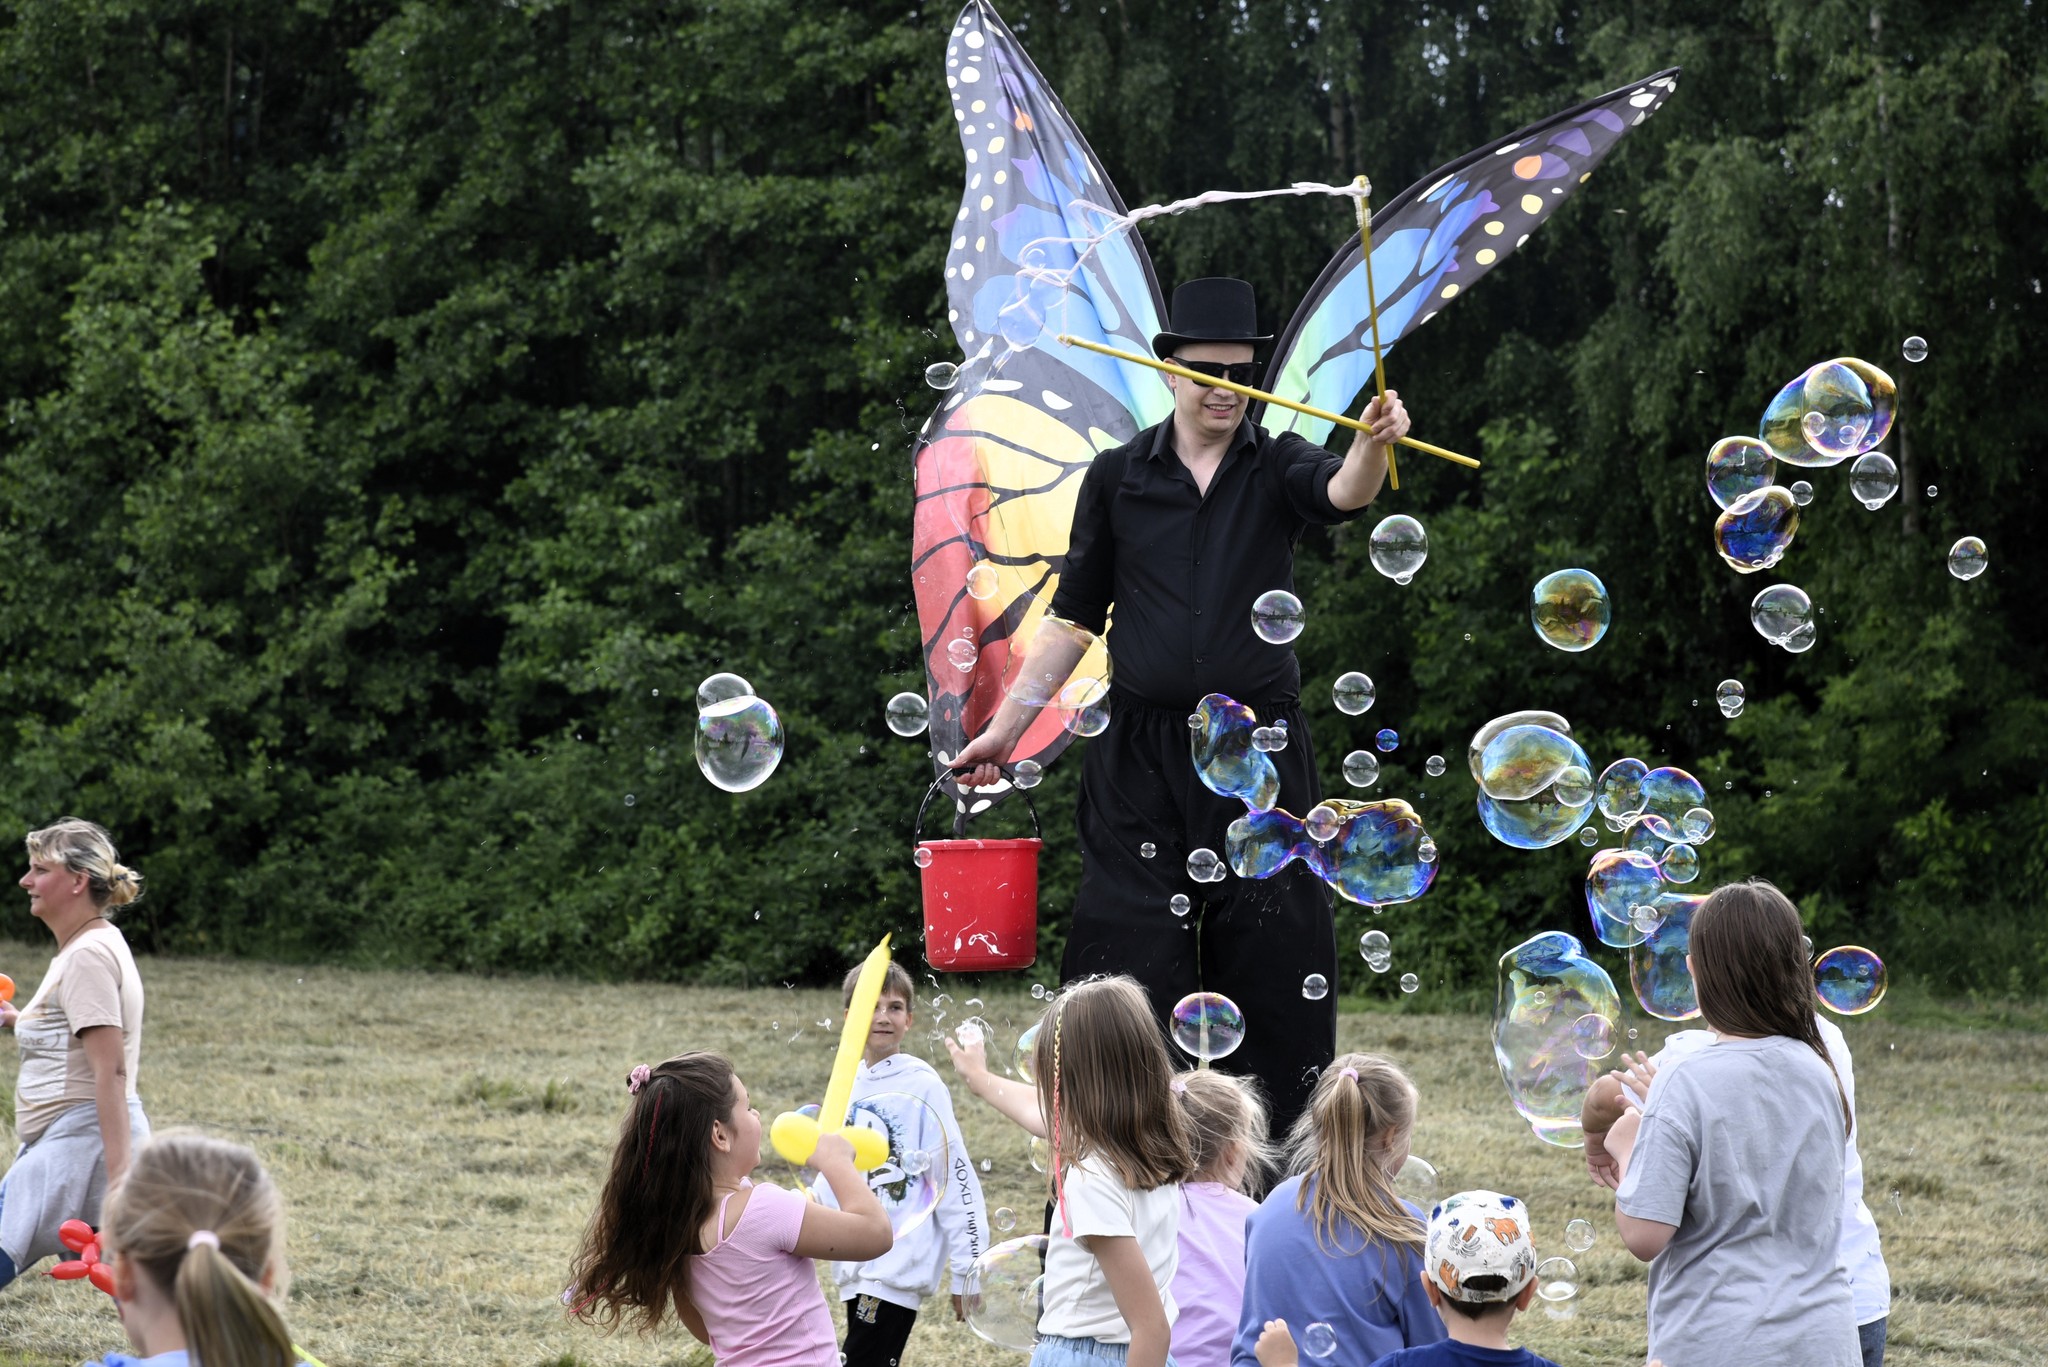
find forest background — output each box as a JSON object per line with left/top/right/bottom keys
{"left": 0, "top": 0, "right": 2042, "bottom": 1002}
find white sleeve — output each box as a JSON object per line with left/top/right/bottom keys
{"left": 1063, "top": 1160, "right": 1137, "bottom": 1239}
{"left": 929, "top": 1080, "right": 990, "bottom": 1289}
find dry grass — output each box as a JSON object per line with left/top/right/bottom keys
{"left": 0, "top": 941, "right": 2043, "bottom": 1366}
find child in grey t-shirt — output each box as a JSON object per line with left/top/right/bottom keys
{"left": 1603, "top": 879, "right": 1861, "bottom": 1367}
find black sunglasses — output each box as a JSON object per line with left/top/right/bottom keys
{"left": 1170, "top": 357, "right": 1261, "bottom": 387}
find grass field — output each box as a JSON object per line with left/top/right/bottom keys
{"left": 0, "top": 941, "right": 2044, "bottom": 1367}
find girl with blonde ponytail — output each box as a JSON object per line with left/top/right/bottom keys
{"left": 87, "top": 1131, "right": 310, "bottom": 1367}
{"left": 1233, "top": 1053, "right": 1445, "bottom": 1363}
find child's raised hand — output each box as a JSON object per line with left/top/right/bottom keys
{"left": 1611, "top": 1050, "right": 1658, "bottom": 1098}
{"left": 810, "top": 1132, "right": 856, "bottom": 1172}
{"left": 944, "top": 1028, "right": 991, "bottom": 1082}
{"left": 1254, "top": 1318, "right": 1299, "bottom": 1367}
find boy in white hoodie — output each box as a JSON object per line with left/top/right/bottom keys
{"left": 831, "top": 959, "right": 989, "bottom": 1367}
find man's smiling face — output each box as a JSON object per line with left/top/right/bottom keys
{"left": 1168, "top": 340, "right": 1257, "bottom": 443}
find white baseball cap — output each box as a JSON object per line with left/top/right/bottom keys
{"left": 1424, "top": 1190, "right": 1539, "bottom": 1304}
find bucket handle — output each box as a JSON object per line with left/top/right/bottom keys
{"left": 916, "top": 768, "right": 1044, "bottom": 841}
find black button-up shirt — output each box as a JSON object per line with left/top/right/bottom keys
{"left": 1048, "top": 417, "right": 1365, "bottom": 711}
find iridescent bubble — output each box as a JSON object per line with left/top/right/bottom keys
{"left": 1475, "top": 729, "right": 1596, "bottom": 850}
{"left": 1369, "top": 514, "right": 1429, "bottom": 581}
{"left": 1901, "top": 335, "right": 1928, "bottom": 363}
{"left": 1630, "top": 891, "right": 1704, "bottom": 1020}
{"left": 1301, "top": 974, "right": 1330, "bottom": 1001}
{"left": 1948, "top": 537, "right": 1988, "bottom": 581}
{"left": 1536, "top": 1257, "right": 1580, "bottom": 1318}
{"left": 1469, "top": 711, "right": 1574, "bottom": 787}
{"left": 1849, "top": 451, "right": 1900, "bottom": 509}
{"left": 1680, "top": 807, "right": 1716, "bottom": 843}
{"left": 820, "top": 1091, "right": 952, "bottom": 1237}
{"left": 1226, "top": 810, "right": 1311, "bottom": 881}
{"left": 1400, "top": 973, "right": 1420, "bottom": 993}
{"left": 1376, "top": 728, "right": 1399, "bottom": 753}
{"left": 1425, "top": 755, "right": 1446, "bottom": 778}
{"left": 1751, "top": 584, "right": 1814, "bottom": 645}
{"left": 1190, "top": 693, "right": 1280, "bottom": 812}
{"left": 1251, "top": 589, "right": 1306, "bottom": 644}
{"left": 1781, "top": 620, "right": 1818, "bottom": 654}
{"left": 1705, "top": 436, "right": 1777, "bottom": 511}
{"left": 1636, "top": 767, "right": 1707, "bottom": 843}
{"left": 1493, "top": 931, "right": 1624, "bottom": 1147}
{"left": 1360, "top": 929, "right": 1391, "bottom": 963}
{"left": 1789, "top": 480, "right": 1814, "bottom": 506}
{"left": 1625, "top": 822, "right": 1673, "bottom": 863}
{"left": 1395, "top": 1154, "right": 1439, "bottom": 1203}
{"left": 1169, "top": 894, "right": 1191, "bottom": 917}
{"left": 1304, "top": 803, "right": 1342, "bottom": 843}
{"left": 1300, "top": 1322, "right": 1338, "bottom": 1359}
{"left": 886, "top": 691, "right": 930, "bottom": 737}
{"left": 1140, "top": 842, "right": 1156, "bottom": 859}
{"left": 696, "top": 672, "right": 754, "bottom": 709}
{"left": 1056, "top": 677, "right": 1111, "bottom": 738}
{"left": 1013, "top": 759, "right": 1043, "bottom": 789}
{"left": 1478, "top": 724, "right": 1576, "bottom": 801}
{"left": 1002, "top": 615, "right": 1103, "bottom": 707}
{"left": 695, "top": 694, "right": 784, "bottom": 792}
{"left": 1585, "top": 849, "right": 1664, "bottom": 948}
{"left": 1659, "top": 842, "right": 1700, "bottom": 883}
{"left": 994, "top": 1207, "right": 1018, "bottom": 1232}
{"left": 1832, "top": 357, "right": 1898, "bottom": 452}
{"left": 963, "top": 1234, "right": 1048, "bottom": 1352}
{"left": 1715, "top": 485, "right": 1801, "bottom": 574}
{"left": 1308, "top": 799, "right": 1439, "bottom": 907}
{"left": 1332, "top": 671, "right": 1376, "bottom": 715}
{"left": 1530, "top": 569, "right": 1612, "bottom": 652}
{"left": 1553, "top": 765, "right": 1593, "bottom": 808}
{"left": 1759, "top": 371, "right": 1820, "bottom": 465}
{"left": 1565, "top": 1219, "right": 1596, "bottom": 1253}
{"left": 1170, "top": 991, "right": 1246, "bottom": 1061}
{"left": 1629, "top": 903, "right": 1664, "bottom": 938}
{"left": 964, "top": 561, "right": 1000, "bottom": 600}
{"left": 1028, "top": 1136, "right": 1048, "bottom": 1173}
{"left": 1596, "top": 757, "right": 1649, "bottom": 822}
{"left": 1571, "top": 1012, "right": 1616, "bottom": 1060}
{"left": 1418, "top": 838, "right": 1439, "bottom": 864}
{"left": 947, "top": 638, "right": 979, "bottom": 672}
{"left": 1799, "top": 360, "right": 1876, "bottom": 460}
{"left": 1814, "top": 946, "right": 1887, "bottom": 1015}
{"left": 914, "top": 846, "right": 933, "bottom": 869}
{"left": 1342, "top": 751, "right": 1381, "bottom": 788}
{"left": 1578, "top": 826, "right": 1598, "bottom": 846}
{"left": 925, "top": 361, "right": 962, "bottom": 390}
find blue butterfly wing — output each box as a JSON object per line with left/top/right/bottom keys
{"left": 913, "top": 1, "right": 1171, "bottom": 803}
{"left": 1260, "top": 69, "right": 1683, "bottom": 442}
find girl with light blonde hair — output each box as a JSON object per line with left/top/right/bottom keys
{"left": 2, "top": 818, "right": 153, "bottom": 1289}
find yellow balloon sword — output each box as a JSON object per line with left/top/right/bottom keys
{"left": 769, "top": 935, "right": 892, "bottom": 1171}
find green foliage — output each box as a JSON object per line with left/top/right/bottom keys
{"left": 0, "top": 0, "right": 2042, "bottom": 997}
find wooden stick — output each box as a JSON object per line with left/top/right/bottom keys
{"left": 1054, "top": 334, "right": 1481, "bottom": 470}
{"left": 1354, "top": 173, "right": 1397, "bottom": 490}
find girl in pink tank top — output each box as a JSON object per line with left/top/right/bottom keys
{"left": 567, "top": 1053, "right": 894, "bottom": 1365}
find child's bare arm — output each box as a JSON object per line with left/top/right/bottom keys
{"left": 794, "top": 1134, "right": 895, "bottom": 1261}
{"left": 1607, "top": 1109, "right": 1678, "bottom": 1260}
{"left": 945, "top": 1033, "right": 1049, "bottom": 1137}
{"left": 1084, "top": 1235, "right": 1171, "bottom": 1367}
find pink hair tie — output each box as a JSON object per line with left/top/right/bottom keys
{"left": 1339, "top": 1067, "right": 1359, "bottom": 1083}
{"left": 627, "top": 1064, "right": 652, "bottom": 1094}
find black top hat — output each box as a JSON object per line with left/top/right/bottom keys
{"left": 1151, "top": 277, "right": 1273, "bottom": 358}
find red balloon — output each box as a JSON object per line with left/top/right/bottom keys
{"left": 58, "top": 1219, "right": 95, "bottom": 1253}
{"left": 88, "top": 1262, "right": 116, "bottom": 1295}
{"left": 0, "top": 971, "right": 15, "bottom": 1002}
{"left": 81, "top": 1240, "right": 100, "bottom": 1266}
{"left": 50, "top": 1260, "right": 88, "bottom": 1280}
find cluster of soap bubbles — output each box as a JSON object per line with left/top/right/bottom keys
{"left": 1250, "top": 721, "right": 1291, "bottom": 752}
{"left": 1171, "top": 991, "right": 1246, "bottom": 1061}
{"left": 695, "top": 673, "right": 784, "bottom": 793}
{"left": 1493, "top": 931, "right": 1622, "bottom": 1147}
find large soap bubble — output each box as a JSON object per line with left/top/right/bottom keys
{"left": 1759, "top": 372, "right": 1820, "bottom": 466}
{"left": 1466, "top": 711, "right": 1573, "bottom": 788}
{"left": 1799, "top": 360, "right": 1877, "bottom": 460}
{"left": 1308, "top": 799, "right": 1438, "bottom": 907}
{"left": 1369, "top": 514, "right": 1429, "bottom": 583}
{"left": 1829, "top": 357, "right": 1898, "bottom": 452}
{"left": 963, "top": 1234, "right": 1047, "bottom": 1352}
{"left": 1251, "top": 590, "right": 1306, "bottom": 644}
{"left": 885, "top": 691, "right": 930, "bottom": 737}
{"left": 1226, "top": 809, "right": 1311, "bottom": 881}
{"left": 1751, "top": 584, "right": 1815, "bottom": 645}
{"left": 1715, "top": 486, "right": 1801, "bottom": 573}
{"left": 1056, "top": 677, "right": 1111, "bottom": 738}
{"left": 1171, "top": 991, "right": 1246, "bottom": 1061}
{"left": 1705, "top": 436, "right": 1776, "bottom": 511}
{"left": 1190, "top": 693, "right": 1279, "bottom": 813}
{"left": 697, "top": 672, "right": 754, "bottom": 709}
{"left": 1478, "top": 724, "right": 1577, "bottom": 802}
{"left": 1596, "top": 757, "right": 1648, "bottom": 822}
{"left": 1814, "top": 946, "right": 1887, "bottom": 1015}
{"left": 1849, "top": 451, "right": 1900, "bottom": 509}
{"left": 1530, "top": 569, "right": 1611, "bottom": 652}
{"left": 1332, "top": 671, "right": 1376, "bottom": 715}
{"left": 696, "top": 694, "right": 784, "bottom": 792}
{"left": 1629, "top": 891, "right": 1704, "bottom": 1021}
{"left": 1585, "top": 849, "right": 1664, "bottom": 948}
{"left": 1493, "top": 931, "right": 1623, "bottom": 1148}
{"left": 811, "top": 1090, "right": 952, "bottom": 1237}
{"left": 1473, "top": 727, "right": 1595, "bottom": 851}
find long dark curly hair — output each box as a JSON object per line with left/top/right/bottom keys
{"left": 567, "top": 1052, "right": 740, "bottom": 1333}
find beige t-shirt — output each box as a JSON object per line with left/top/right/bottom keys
{"left": 13, "top": 922, "right": 145, "bottom": 1144}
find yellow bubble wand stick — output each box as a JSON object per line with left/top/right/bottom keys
{"left": 770, "top": 935, "right": 892, "bottom": 1171}
{"left": 1353, "top": 173, "right": 1398, "bottom": 491}
{"left": 1051, "top": 339, "right": 1478, "bottom": 472}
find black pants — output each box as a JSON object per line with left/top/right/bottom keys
{"left": 842, "top": 1293, "right": 919, "bottom": 1367}
{"left": 1061, "top": 690, "right": 1338, "bottom": 1140}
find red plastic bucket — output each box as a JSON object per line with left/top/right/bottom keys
{"left": 916, "top": 775, "right": 1042, "bottom": 972}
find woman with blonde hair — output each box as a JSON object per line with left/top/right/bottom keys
{"left": 1, "top": 818, "right": 152, "bottom": 1287}
{"left": 85, "top": 1130, "right": 308, "bottom": 1367}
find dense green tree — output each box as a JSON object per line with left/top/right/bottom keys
{"left": 1, "top": 0, "right": 2041, "bottom": 998}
